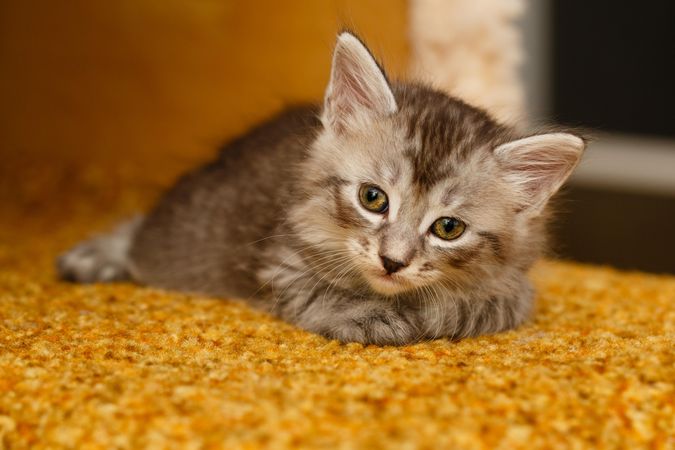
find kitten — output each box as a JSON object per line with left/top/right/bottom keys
{"left": 57, "top": 32, "right": 585, "bottom": 345}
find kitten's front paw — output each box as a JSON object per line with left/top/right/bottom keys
{"left": 326, "top": 308, "right": 419, "bottom": 346}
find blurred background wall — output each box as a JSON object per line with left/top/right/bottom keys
{"left": 522, "top": 0, "right": 675, "bottom": 273}
{"left": 0, "top": 0, "right": 407, "bottom": 176}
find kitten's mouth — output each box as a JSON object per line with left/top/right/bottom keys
{"left": 366, "top": 272, "right": 411, "bottom": 296}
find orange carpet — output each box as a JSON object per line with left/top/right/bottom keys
{"left": 1, "top": 157, "right": 674, "bottom": 449}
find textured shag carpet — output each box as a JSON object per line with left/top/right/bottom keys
{"left": 1, "top": 158, "right": 674, "bottom": 449}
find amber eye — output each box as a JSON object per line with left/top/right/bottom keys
{"left": 431, "top": 217, "right": 466, "bottom": 240}
{"left": 358, "top": 184, "right": 389, "bottom": 213}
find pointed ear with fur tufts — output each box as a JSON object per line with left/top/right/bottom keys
{"left": 494, "top": 132, "right": 586, "bottom": 214}
{"left": 322, "top": 32, "right": 397, "bottom": 134}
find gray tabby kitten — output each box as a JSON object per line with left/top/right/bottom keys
{"left": 58, "top": 32, "right": 585, "bottom": 345}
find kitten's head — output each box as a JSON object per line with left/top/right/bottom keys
{"left": 292, "top": 32, "right": 585, "bottom": 296}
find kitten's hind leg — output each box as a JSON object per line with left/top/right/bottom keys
{"left": 57, "top": 216, "right": 143, "bottom": 283}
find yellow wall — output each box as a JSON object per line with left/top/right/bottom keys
{"left": 0, "top": 0, "right": 408, "bottom": 180}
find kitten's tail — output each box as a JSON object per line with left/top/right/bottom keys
{"left": 57, "top": 216, "right": 144, "bottom": 283}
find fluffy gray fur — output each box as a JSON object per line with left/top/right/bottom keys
{"left": 58, "top": 32, "right": 585, "bottom": 345}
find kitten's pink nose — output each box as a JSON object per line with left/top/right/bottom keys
{"left": 379, "top": 255, "right": 407, "bottom": 274}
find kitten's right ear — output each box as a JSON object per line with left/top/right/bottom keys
{"left": 322, "top": 32, "right": 397, "bottom": 134}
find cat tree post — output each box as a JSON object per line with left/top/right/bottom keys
{"left": 408, "top": 0, "right": 526, "bottom": 125}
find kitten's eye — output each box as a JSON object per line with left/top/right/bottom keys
{"left": 431, "top": 217, "right": 466, "bottom": 240}
{"left": 358, "top": 184, "right": 388, "bottom": 213}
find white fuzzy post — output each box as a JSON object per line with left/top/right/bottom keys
{"left": 409, "top": 0, "right": 526, "bottom": 126}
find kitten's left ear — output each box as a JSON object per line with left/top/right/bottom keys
{"left": 494, "top": 133, "right": 586, "bottom": 214}
{"left": 322, "top": 32, "right": 397, "bottom": 133}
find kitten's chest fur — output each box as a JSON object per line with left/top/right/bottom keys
{"left": 128, "top": 106, "right": 321, "bottom": 299}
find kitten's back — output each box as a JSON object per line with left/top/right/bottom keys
{"left": 127, "top": 106, "right": 321, "bottom": 297}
